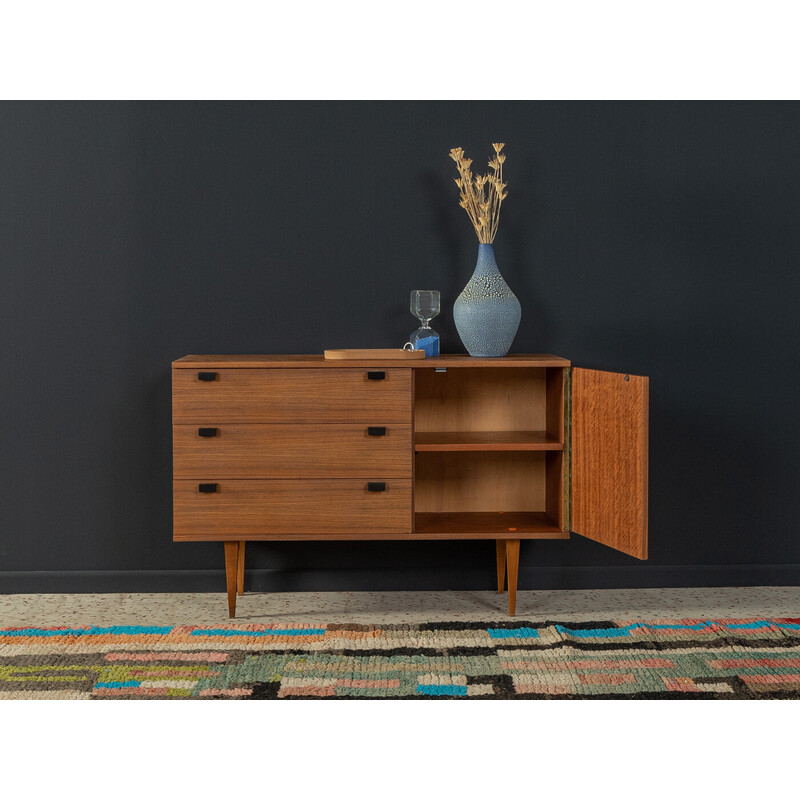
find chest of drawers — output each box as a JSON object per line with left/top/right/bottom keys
{"left": 172, "top": 354, "right": 649, "bottom": 618}
{"left": 173, "top": 366, "right": 412, "bottom": 537}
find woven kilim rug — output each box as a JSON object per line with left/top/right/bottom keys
{"left": 2, "top": 618, "right": 800, "bottom": 699}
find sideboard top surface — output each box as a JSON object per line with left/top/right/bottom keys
{"left": 173, "top": 354, "right": 572, "bottom": 369}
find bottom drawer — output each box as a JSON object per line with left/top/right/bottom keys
{"left": 173, "top": 479, "right": 412, "bottom": 539}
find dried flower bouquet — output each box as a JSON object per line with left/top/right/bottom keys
{"left": 449, "top": 143, "right": 508, "bottom": 244}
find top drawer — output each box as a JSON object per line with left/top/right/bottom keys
{"left": 173, "top": 368, "right": 412, "bottom": 423}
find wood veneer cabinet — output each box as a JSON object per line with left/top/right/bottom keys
{"left": 172, "top": 354, "right": 648, "bottom": 617}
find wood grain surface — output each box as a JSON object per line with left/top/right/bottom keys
{"left": 173, "top": 479, "right": 412, "bottom": 538}
{"left": 173, "top": 368, "right": 411, "bottom": 423}
{"left": 414, "top": 430, "right": 562, "bottom": 451}
{"left": 173, "top": 354, "right": 571, "bottom": 369}
{"left": 414, "top": 512, "right": 566, "bottom": 538}
{"left": 224, "top": 541, "right": 239, "bottom": 618}
{"left": 324, "top": 348, "right": 425, "bottom": 359}
{"left": 414, "top": 451, "right": 547, "bottom": 513}
{"left": 545, "top": 450, "right": 564, "bottom": 530}
{"left": 546, "top": 367, "right": 565, "bottom": 440}
{"left": 571, "top": 367, "right": 649, "bottom": 559}
{"left": 506, "top": 538, "right": 520, "bottom": 616}
{"left": 173, "top": 423, "right": 412, "bottom": 478}
{"left": 414, "top": 367, "right": 548, "bottom": 432}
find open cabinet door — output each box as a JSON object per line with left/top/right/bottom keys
{"left": 571, "top": 367, "right": 649, "bottom": 559}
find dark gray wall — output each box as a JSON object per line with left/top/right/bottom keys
{"left": 2, "top": 101, "right": 799, "bottom": 592}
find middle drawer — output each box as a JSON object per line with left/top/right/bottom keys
{"left": 173, "top": 423, "right": 412, "bottom": 479}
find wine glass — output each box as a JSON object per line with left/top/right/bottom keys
{"left": 409, "top": 290, "right": 440, "bottom": 356}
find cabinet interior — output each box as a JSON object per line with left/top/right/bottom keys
{"left": 413, "top": 367, "right": 566, "bottom": 536}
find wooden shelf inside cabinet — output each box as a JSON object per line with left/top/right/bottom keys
{"left": 414, "top": 431, "right": 563, "bottom": 452}
{"left": 414, "top": 512, "right": 568, "bottom": 539}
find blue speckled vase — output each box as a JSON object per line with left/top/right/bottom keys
{"left": 453, "top": 244, "right": 521, "bottom": 357}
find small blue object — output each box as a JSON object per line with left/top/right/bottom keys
{"left": 413, "top": 334, "right": 439, "bottom": 357}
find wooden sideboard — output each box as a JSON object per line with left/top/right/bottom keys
{"left": 172, "top": 354, "right": 649, "bottom": 617}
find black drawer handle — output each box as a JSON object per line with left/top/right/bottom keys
{"left": 367, "top": 482, "right": 386, "bottom": 492}
{"left": 198, "top": 372, "right": 217, "bottom": 381}
{"left": 367, "top": 371, "right": 385, "bottom": 381}
{"left": 199, "top": 483, "right": 218, "bottom": 493}
{"left": 368, "top": 426, "right": 387, "bottom": 437}
{"left": 198, "top": 428, "right": 219, "bottom": 437}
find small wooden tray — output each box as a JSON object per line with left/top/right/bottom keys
{"left": 324, "top": 348, "right": 426, "bottom": 360}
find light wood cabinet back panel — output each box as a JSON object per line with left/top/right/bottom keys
{"left": 414, "top": 451, "right": 546, "bottom": 513}
{"left": 173, "top": 479, "right": 412, "bottom": 537}
{"left": 173, "top": 368, "right": 411, "bottom": 423}
{"left": 173, "top": 423, "right": 412, "bottom": 478}
{"left": 414, "top": 368, "right": 547, "bottom": 432}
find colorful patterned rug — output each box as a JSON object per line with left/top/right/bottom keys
{"left": 2, "top": 618, "right": 800, "bottom": 699}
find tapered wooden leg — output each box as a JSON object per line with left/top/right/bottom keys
{"left": 236, "top": 541, "right": 246, "bottom": 596}
{"left": 496, "top": 539, "right": 506, "bottom": 593}
{"left": 506, "top": 539, "right": 520, "bottom": 617}
{"left": 224, "top": 541, "right": 239, "bottom": 618}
